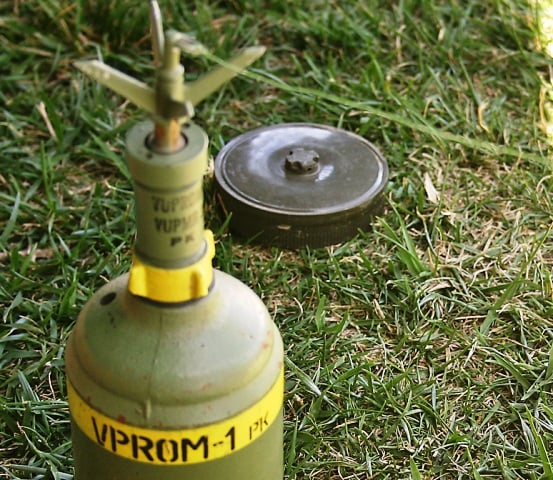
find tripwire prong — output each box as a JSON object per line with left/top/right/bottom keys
{"left": 149, "top": 0, "right": 165, "bottom": 66}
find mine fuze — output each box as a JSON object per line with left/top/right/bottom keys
{"left": 65, "top": 2, "right": 284, "bottom": 478}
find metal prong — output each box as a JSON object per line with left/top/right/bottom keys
{"left": 183, "top": 46, "right": 266, "bottom": 107}
{"left": 149, "top": 0, "right": 164, "bottom": 66}
{"left": 169, "top": 31, "right": 208, "bottom": 57}
{"left": 75, "top": 60, "right": 156, "bottom": 114}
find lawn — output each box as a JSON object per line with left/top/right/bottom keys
{"left": 1, "top": 0, "right": 552, "bottom": 478}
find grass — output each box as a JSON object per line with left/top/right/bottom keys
{"left": 1, "top": 0, "right": 552, "bottom": 478}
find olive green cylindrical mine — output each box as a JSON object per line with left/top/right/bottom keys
{"left": 66, "top": 3, "right": 284, "bottom": 477}
{"left": 66, "top": 272, "right": 284, "bottom": 479}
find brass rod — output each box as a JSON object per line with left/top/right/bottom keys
{"left": 152, "top": 120, "right": 184, "bottom": 152}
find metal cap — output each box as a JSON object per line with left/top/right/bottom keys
{"left": 214, "top": 123, "right": 389, "bottom": 248}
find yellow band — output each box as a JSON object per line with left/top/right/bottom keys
{"left": 128, "top": 230, "right": 215, "bottom": 303}
{"left": 68, "top": 369, "right": 283, "bottom": 465}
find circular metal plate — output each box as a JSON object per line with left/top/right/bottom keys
{"left": 214, "top": 123, "right": 388, "bottom": 248}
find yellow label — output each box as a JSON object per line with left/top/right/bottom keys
{"left": 68, "top": 370, "right": 283, "bottom": 465}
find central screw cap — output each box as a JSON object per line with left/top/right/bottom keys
{"left": 284, "top": 148, "right": 320, "bottom": 174}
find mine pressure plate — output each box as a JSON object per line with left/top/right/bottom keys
{"left": 214, "top": 123, "right": 389, "bottom": 248}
